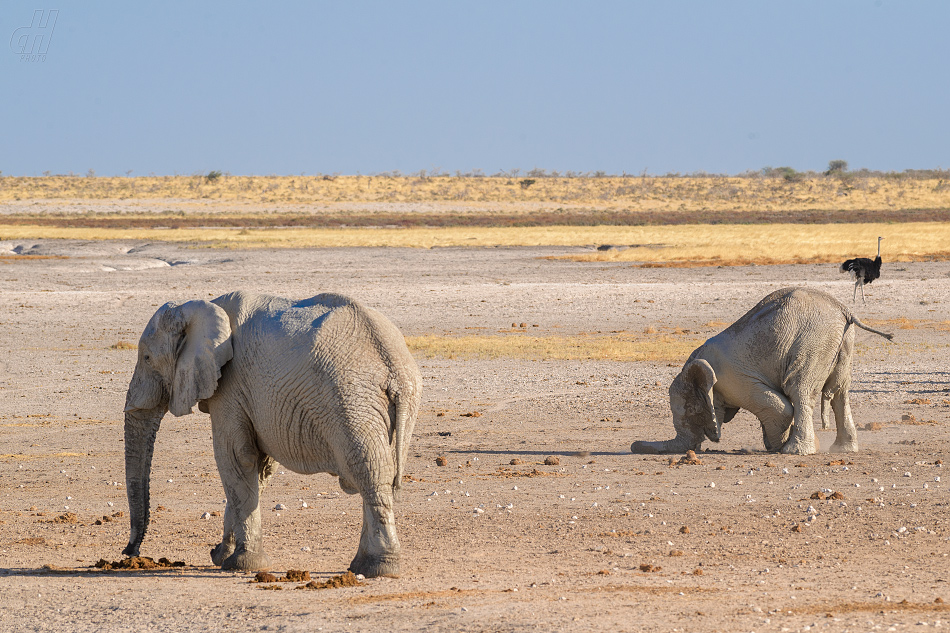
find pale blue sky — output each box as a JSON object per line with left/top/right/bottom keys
{"left": 2, "top": 1, "right": 948, "bottom": 176}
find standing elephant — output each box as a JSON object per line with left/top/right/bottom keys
{"left": 122, "top": 291, "right": 422, "bottom": 577}
{"left": 631, "top": 287, "right": 892, "bottom": 456}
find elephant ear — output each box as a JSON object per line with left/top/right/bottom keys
{"left": 159, "top": 300, "right": 233, "bottom": 417}
{"left": 682, "top": 359, "right": 718, "bottom": 440}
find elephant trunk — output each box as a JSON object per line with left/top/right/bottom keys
{"left": 122, "top": 407, "right": 164, "bottom": 557}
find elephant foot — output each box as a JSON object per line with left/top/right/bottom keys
{"left": 210, "top": 541, "right": 236, "bottom": 567}
{"left": 829, "top": 440, "right": 858, "bottom": 453}
{"left": 221, "top": 548, "right": 272, "bottom": 572}
{"left": 122, "top": 541, "right": 141, "bottom": 558}
{"left": 780, "top": 437, "right": 817, "bottom": 455}
{"left": 350, "top": 553, "right": 399, "bottom": 578}
{"left": 630, "top": 441, "right": 660, "bottom": 454}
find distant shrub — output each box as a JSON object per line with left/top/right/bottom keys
{"left": 763, "top": 166, "right": 803, "bottom": 182}
{"left": 519, "top": 179, "right": 536, "bottom": 189}
{"left": 205, "top": 170, "right": 223, "bottom": 183}
{"left": 826, "top": 160, "right": 849, "bottom": 175}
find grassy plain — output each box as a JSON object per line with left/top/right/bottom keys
{"left": 3, "top": 174, "right": 950, "bottom": 214}
{"left": 3, "top": 174, "right": 950, "bottom": 265}
{"left": 2, "top": 222, "right": 948, "bottom": 266}
{"left": 406, "top": 332, "right": 703, "bottom": 362}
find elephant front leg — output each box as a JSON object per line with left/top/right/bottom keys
{"left": 350, "top": 486, "right": 401, "bottom": 578}
{"left": 210, "top": 502, "right": 236, "bottom": 566}
{"left": 212, "top": 424, "right": 273, "bottom": 572}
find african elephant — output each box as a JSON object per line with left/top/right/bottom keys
{"left": 631, "top": 287, "right": 892, "bottom": 456}
{"left": 122, "top": 291, "right": 422, "bottom": 577}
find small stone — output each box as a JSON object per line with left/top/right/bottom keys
{"left": 435, "top": 456, "right": 448, "bottom": 467}
{"left": 544, "top": 456, "right": 560, "bottom": 466}
{"left": 200, "top": 512, "right": 211, "bottom": 520}
{"left": 275, "top": 504, "right": 287, "bottom": 511}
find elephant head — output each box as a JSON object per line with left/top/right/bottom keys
{"left": 631, "top": 358, "right": 718, "bottom": 454}
{"left": 122, "top": 300, "right": 233, "bottom": 557}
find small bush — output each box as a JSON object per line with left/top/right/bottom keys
{"left": 205, "top": 170, "right": 223, "bottom": 183}
{"left": 826, "top": 159, "right": 849, "bottom": 174}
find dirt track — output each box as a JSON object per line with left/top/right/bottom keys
{"left": 0, "top": 240, "right": 948, "bottom": 632}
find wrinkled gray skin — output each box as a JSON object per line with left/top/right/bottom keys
{"left": 631, "top": 287, "right": 893, "bottom": 456}
{"left": 122, "top": 291, "right": 422, "bottom": 577}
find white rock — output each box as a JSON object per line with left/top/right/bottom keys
{"left": 301, "top": 546, "right": 311, "bottom": 552}
{"left": 201, "top": 512, "right": 211, "bottom": 520}
{"left": 275, "top": 503, "right": 287, "bottom": 510}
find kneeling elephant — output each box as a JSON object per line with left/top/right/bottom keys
{"left": 122, "top": 291, "right": 422, "bottom": 577}
{"left": 631, "top": 287, "right": 892, "bottom": 456}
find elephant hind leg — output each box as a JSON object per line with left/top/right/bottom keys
{"left": 828, "top": 390, "right": 859, "bottom": 453}
{"left": 781, "top": 393, "right": 820, "bottom": 455}
{"left": 747, "top": 385, "right": 794, "bottom": 453}
{"left": 350, "top": 484, "right": 401, "bottom": 578}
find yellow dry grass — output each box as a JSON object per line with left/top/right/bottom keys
{"left": 405, "top": 333, "right": 701, "bottom": 362}
{"left": 3, "top": 175, "right": 950, "bottom": 213}
{"left": 553, "top": 222, "right": 950, "bottom": 264}
{"left": 2, "top": 222, "right": 948, "bottom": 266}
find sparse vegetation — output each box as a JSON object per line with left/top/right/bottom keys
{"left": 2, "top": 173, "right": 950, "bottom": 214}
{"left": 405, "top": 332, "right": 702, "bottom": 362}
{"left": 827, "top": 159, "right": 849, "bottom": 174}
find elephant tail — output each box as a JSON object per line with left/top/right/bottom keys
{"left": 389, "top": 388, "right": 411, "bottom": 501}
{"left": 849, "top": 315, "right": 894, "bottom": 341}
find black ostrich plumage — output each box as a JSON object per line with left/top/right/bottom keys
{"left": 839, "top": 255, "right": 882, "bottom": 284}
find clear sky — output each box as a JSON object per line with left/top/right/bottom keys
{"left": 2, "top": 1, "right": 948, "bottom": 177}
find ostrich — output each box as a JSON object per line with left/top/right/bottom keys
{"left": 840, "top": 236, "right": 883, "bottom": 304}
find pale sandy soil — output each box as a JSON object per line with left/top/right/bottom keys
{"left": 0, "top": 240, "right": 948, "bottom": 632}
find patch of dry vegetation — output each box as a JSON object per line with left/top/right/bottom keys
{"left": 4, "top": 174, "right": 950, "bottom": 215}
{"left": 552, "top": 223, "right": 950, "bottom": 265}
{"left": 405, "top": 333, "right": 702, "bottom": 362}
{"left": 3, "top": 222, "right": 949, "bottom": 266}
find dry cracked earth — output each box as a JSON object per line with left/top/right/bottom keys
{"left": 0, "top": 240, "right": 948, "bottom": 632}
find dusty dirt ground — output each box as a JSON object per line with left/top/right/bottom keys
{"left": 0, "top": 240, "right": 948, "bottom": 632}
